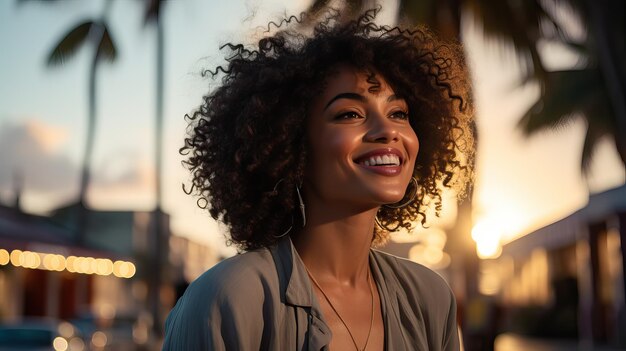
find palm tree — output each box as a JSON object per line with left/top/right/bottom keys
{"left": 40, "top": 0, "right": 169, "bottom": 337}
{"left": 25, "top": 0, "right": 167, "bottom": 341}
{"left": 518, "top": 0, "right": 626, "bottom": 172}
{"left": 46, "top": 0, "right": 117, "bottom": 244}
{"left": 141, "top": 0, "right": 167, "bottom": 338}
{"left": 516, "top": 5, "right": 626, "bottom": 344}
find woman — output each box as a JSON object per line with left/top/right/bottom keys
{"left": 163, "top": 8, "right": 474, "bottom": 351}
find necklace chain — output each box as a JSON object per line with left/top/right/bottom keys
{"left": 305, "top": 266, "right": 375, "bottom": 351}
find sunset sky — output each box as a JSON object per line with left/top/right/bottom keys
{"left": 1, "top": 0, "right": 623, "bottom": 257}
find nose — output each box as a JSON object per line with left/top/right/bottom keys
{"left": 364, "top": 113, "right": 399, "bottom": 143}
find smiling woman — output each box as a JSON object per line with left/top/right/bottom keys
{"left": 306, "top": 65, "right": 419, "bottom": 209}
{"left": 163, "top": 8, "right": 474, "bottom": 351}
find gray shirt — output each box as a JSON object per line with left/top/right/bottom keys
{"left": 162, "top": 237, "right": 460, "bottom": 350}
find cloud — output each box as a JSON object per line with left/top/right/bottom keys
{"left": 91, "top": 151, "right": 154, "bottom": 188}
{"left": 25, "top": 120, "right": 68, "bottom": 152}
{"left": 0, "top": 120, "right": 78, "bottom": 194}
{"left": 0, "top": 120, "right": 157, "bottom": 210}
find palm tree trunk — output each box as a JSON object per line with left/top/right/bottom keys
{"left": 155, "top": 6, "right": 164, "bottom": 210}
{"left": 586, "top": 0, "right": 626, "bottom": 167}
{"left": 76, "top": 22, "right": 105, "bottom": 245}
{"left": 150, "top": 9, "right": 165, "bottom": 338}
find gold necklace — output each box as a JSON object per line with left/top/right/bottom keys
{"left": 305, "top": 266, "right": 375, "bottom": 351}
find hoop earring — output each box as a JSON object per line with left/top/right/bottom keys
{"left": 296, "top": 185, "right": 306, "bottom": 227}
{"left": 383, "top": 177, "right": 418, "bottom": 209}
{"left": 274, "top": 215, "right": 294, "bottom": 238}
{"left": 374, "top": 214, "right": 401, "bottom": 232}
{"left": 272, "top": 178, "right": 285, "bottom": 195}
{"left": 270, "top": 179, "right": 305, "bottom": 238}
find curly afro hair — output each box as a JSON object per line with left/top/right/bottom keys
{"left": 181, "top": 8, "right": 475, "bottom": 251}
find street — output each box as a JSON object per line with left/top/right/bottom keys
{"left": 495, "top": 334, "right": 624, "bottom": 351}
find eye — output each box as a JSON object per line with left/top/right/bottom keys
{"left": 390, "top": 110, "right": 409, "bottom": 120}
{"left": 334, "top": 111, "right": 364, "bottom": 120}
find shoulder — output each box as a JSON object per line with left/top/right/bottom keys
{"left": 181, "top": 247, "right": 277, "bottom": 308}
{"left": 372, "top": 249, "right": 455, "bottom": 304}
{"left": 163, "top": 248, "right": 279, "bottom": 349}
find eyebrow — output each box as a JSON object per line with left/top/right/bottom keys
{"left": 323, "top": 93, "right": 404, "bottom": 110}
{"left": 387, "top": 94, "right": 403, "bottom": 102}
{"left": 324, "top": 93, "right": 366, "bottom": 110}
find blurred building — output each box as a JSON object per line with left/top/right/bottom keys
{"left": 168, "top": 233, "right": 221, "bottom": 301}
{"left": 492, "top": 184, "right": 626, "bottom": 349}
{"left": 0, "top": 200, "right": 220, "bottom": 346}
{"left": 0, "top": 203, "right": 129, "bottom": 321}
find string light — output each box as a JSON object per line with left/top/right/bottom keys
{"left": 0, "top": 248, "right": 135, "bottom": 278}
{"left": 0, "top": 249, "right": 10, "bottom": 265}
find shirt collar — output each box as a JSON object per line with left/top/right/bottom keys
{"left": 269, "top": 236, "right": 315, "bottom": 307}
{"left": 270, "top": 238, "right": 413, "bottom": 350}
{"left": 270, "top": 236, "right": 333, "bottom": 348}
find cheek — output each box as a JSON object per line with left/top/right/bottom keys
{"left": 406, "top": 128, "right": 420, "bottom": 161}
{"left": 327, "top": 131, "right": 359, "bottom": 158}
{"left": 316, "top": 128, "right": 361, "bottom": 163}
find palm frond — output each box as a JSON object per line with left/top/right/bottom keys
{"left": 398, "top": 0, "right": 437, "bottom": 26}
{"left": 304, "top": 0, "right": 373, "bottom": 24}
{"left": 579, "top": 82, "right": 613, "bottom": 172}
{"left": 562, "top": 40, "right": 588, "bottom": 55}
{"left": 518, "top": 68, "right": 602, "bottom": 134}
{"left": 466, "top": 0, "right": 547, "bottom": 79}
{"left": 143, "top": 0, "right": 162, "bottom": 25}
{"left": 581, "top": 119, "right": 607, "bottom": 172}
{"left": 344, "top": 0, "right": 368, "bottom": 17}
{"left": 553, "top": 0, "right": 587, "bottom": 24}
{"left": 47, "top": 21, "right": 93, "bottom": 66}
{"left": 306, "top": 0, "right": 333, "bottom": 16}
{"left": 541, "top": 0, "right": 588, "bottom": 43}
{"left": 96, "top": 25, "right": 117, "bottom": 63}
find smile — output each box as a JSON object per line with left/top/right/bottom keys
{"left": 360, "top": 154, "right": 400, "bottom": 166}
{"left": 353, "top": 148, "right": 405, "bottom": 176}
{"left": 354, "top": 148, "right": 404, "bottom": 165}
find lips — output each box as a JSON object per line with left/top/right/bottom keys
{"left": 353, "top": 148, "right": 405, "bottom": 176}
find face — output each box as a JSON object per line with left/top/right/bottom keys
{"left": 304, "top": 65, "right": 419, "bottom": 210}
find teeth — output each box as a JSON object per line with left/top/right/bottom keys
{"left": 360, "top": 154, "right": 400, "bottom": 166}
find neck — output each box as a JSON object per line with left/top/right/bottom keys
{"left": 291, "top": 199, "right": 378, "bottom": 286}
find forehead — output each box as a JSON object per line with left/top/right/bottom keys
{"left": 321, "top": 65, "right": 394, "bottom": 97}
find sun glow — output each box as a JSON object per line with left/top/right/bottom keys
{"left": 471, "top": 208, "right": 529, "bottom": 259}
{"left": 471, "top": 218, "right": 503, "bottom": 259}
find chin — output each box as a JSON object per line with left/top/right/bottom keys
{"left": 376, "top": 191, "right": 407, "bottom": 206}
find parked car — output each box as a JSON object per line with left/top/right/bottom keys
{"left": 72, "top": 313, "right": 138, "bottom": 350}
{"left": 0, "top": 318, "right": 86, "bottom": 351}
